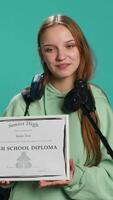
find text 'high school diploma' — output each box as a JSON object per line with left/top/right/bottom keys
{"left": 0, "top": 115, "right": 69, "bottom": 181}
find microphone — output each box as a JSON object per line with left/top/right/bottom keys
{"left": 63, "top": 79, "right": 96, "bottom": 113}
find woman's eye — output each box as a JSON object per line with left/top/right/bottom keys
{"left": 44, "top": 47, "right": 55, "bottom": 53}
{"left": 66, "top": 44, "right": 76, "bottom": 48}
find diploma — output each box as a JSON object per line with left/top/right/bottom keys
{"left": 0, "top": 115, "right": 69, "bottom": 181}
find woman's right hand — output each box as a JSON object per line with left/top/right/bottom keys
{"left": 0, "top": 180, "right": 13, "bottom": 186}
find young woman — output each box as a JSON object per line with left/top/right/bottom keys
{"left": 1, "top": 14, "right": 113, "bottom": 200}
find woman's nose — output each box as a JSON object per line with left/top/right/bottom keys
{"left": 56, "top": 49, "right": 66, "bottom": 61}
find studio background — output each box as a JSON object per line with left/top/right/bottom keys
{"left": 0, "top": 0, "right": 113, "bottom": 115}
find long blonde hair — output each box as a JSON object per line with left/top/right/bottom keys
{"left": 37, "top": 14, "right": 101, "bottom": 166}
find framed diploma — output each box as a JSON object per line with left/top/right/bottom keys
{"left": 0, "top": 115, "right": 70, "bottom": 181}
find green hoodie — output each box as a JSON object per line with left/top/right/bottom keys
{"left": 3, "top": 83, "right": 113, "bottom": 200}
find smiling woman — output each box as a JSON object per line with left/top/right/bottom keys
{"left": 39, "top": 25, "right": 80, "bottom": 90}
{"left": 1, "top": 14, "right": 113, "bottom": 200}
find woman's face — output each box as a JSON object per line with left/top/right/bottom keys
{"left": 40, "top": 25, "right": 80, "bottom": 83}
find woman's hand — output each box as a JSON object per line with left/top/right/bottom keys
{"left": 39, "top": 159, "right": 75, "bottom": 188}
{"left": 0, "top": 181, "right": 13, "bottom": 186}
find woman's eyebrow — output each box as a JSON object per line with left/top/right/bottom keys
{"left": 65, "top": 40, "right": 75, "bottom": 43}
{"left": 41, "top": 40, "right": 76, "bottom": 47}
{"left": 41, "top": 44, "right": 55, "bottom": 47}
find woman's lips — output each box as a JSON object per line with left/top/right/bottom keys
{"left": 56, "top": 63, "right": 70, "bottom": 69}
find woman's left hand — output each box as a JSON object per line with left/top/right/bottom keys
{"left": 39, "top": 159, "right": 75, "bottom": 188}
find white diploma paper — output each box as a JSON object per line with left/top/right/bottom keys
{"left": 0, "top": 115, "right": 69, "bottom": 181}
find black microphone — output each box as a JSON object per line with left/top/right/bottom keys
{"left": 63, "top": 79, "right": 96, "bottom": 113}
